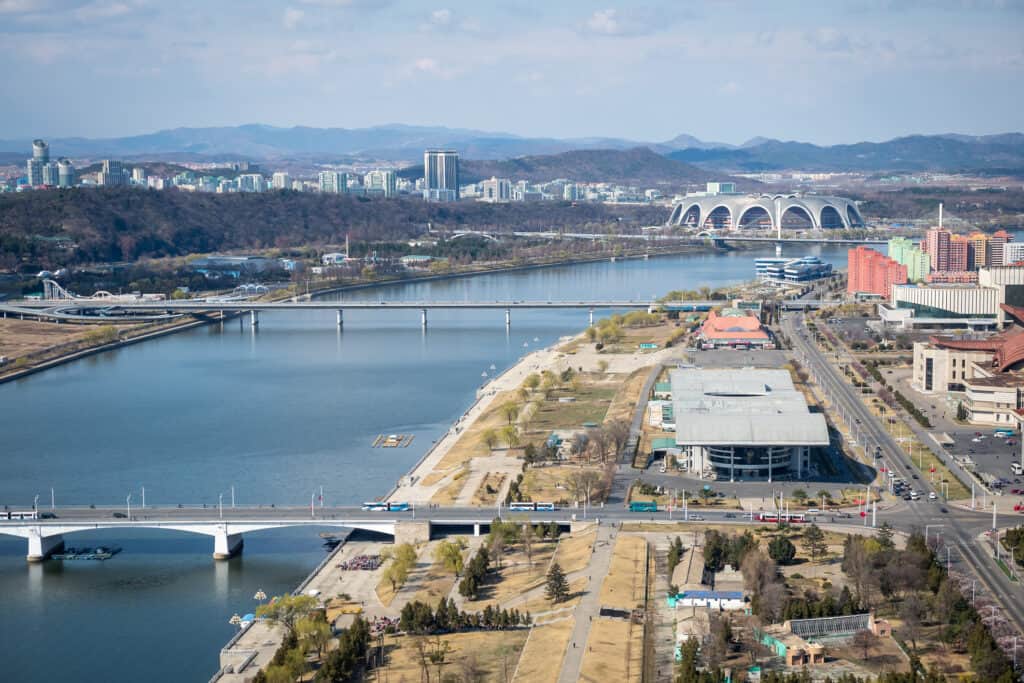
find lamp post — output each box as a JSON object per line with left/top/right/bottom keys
{"left": 925, "top": 524, "right": 943, "bottom": 546}
{"left": 126, "top": 493, "right": 132, "bottom": 520}
{"left": 231, "top": 485, "right": 235, "bottom": 508}
{"left": 50, "top": 487, "right": 55, "bottom": 511}
{"left": 219, "top": 493, "right": 223, "bottom": 520}
{"left": 310, "top": 491, "right": 315, "bottom": 519}
{"left": 141, "top": 486, "right": 145, "bottom": 510}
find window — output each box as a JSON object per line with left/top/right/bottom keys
{"left": 925, "top": 358, "right": 934, "bottom": 391}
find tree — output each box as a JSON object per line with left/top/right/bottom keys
{"left": 524, "top": 373, "right": 541, "bottom": 391}
{"left": 768, "top": 535, "right": 797, "bottom": 565}
{"left": 481, "top": 428, "right": 498, "bottom": 451}
{"left": 296, "top": 615, "right": 331, "bottom": 659}
{"left": 792, "top": 489, "right": 808, "bottom": 504}
{"left": 566, "top": 469, "right": 601, "bottom": 505}
{"left": 545, "top": 562, "right": 570, "bottom": 603}
{"left": 875, "top": 522, "right": 895, "bottom": 551}
{"left": 605, "top": 418, "right": 631, "bottom": 458}
{"left": 428, "top": 636, "right": 452, "bottom": 683}
{"left": 597, "top": 359, "right": 609, "bottom": 373}
{"left": 667, "top": 536, "right": 685, "bottom": 577}
{"left": 256, "top": 594, "right": 319, "bottom": 639}
{"left": 433, "top": 538, "right": 467, "bottom": 577}
{"left": 586, "top": 427, "right": 610, "bottom": 463}
{"left": 501, "top": 401, "right": 520, "bottom": 425}
{"left": 521, "top": 521, "right": 536, "bottom": 568}
{"left": 501, "top": 424, "right": 520, "bottom": 448}
{"left": 852, "top": 629, "right": 876, "bottom": 661}
{"left": 900, "top": 593, "right": 925, "bottom": 652}
{"left": 801, "top": 524, "right": 828, "bottom": 564}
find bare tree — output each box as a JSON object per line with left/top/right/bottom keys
{"left": 606, "top": 419, "right": 631, "bottom": 458}
{"left": 566, "top": 469, "right": 602, "bottom": 506}
{"left": 521, "top": 522, "right": 535, "bottom": 568}
{"left": 900, "top": 593, "right": 925, "bottom": 653}
{"left": 459, "top": 653, "right": 486, "bottom": 683}
{"left": 852, "top": 629, "right": 876, "bottom": 661}
{"left": 587, "top": 427, "right": 610, "bottom": 464}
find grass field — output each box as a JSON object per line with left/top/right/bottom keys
{"left": 599, "top": 535, "right": 647, "bottom": 611}
{"left": 512, "top": 619, "right": 574, "bottom": 683}
{"left": 383, "top": 630, "right": 529, "bottom": 682}
{"left": 552, "top": 527, "right": 597, "bottom": 574}
{"left": 519, "top": 464, "right": 604, "bottom": 504}
{"left": 578, "top": 618, "right": 643, "bottom": 683}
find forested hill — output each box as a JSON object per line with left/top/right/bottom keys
{"left": 0, "top": 188, "right": 666, "bottom": 267}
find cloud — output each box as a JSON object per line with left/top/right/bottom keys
{"left": 403, "top": 56, "right": 461, "bottom": 80}
{"left": 585, "top": 9, "right": 622, "bottom": 35}
{"left": 718, "top": 81, "right": 739, "bottom": 95}
{"left": 429, "top": 8, "right": 450, "bottom": 26}
{"left": 580, "top": 6, "right": 691, "bottom": 37}
{"left": 283, "top": 7, "right": 304, "bottom": 29}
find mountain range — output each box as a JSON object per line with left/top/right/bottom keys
{"left": 1, "top": 124, "right": 1022, "bottom": 174}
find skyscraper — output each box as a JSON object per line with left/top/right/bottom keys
{"left": 57, "top": 158, "right": 75, "bottom": 188}
{"left": 423, "top": 150, "right": 459, "bottom": 201}
{"left": 318, "top": 171, "right": 348, "bottom": 194}
{"left": 925, "top": 228, "right": 951, "bottom": 271}
{"left": 364, "top": 170, "right": 397, "bottom": 197}
{"left": 98, "top": 160, "right": 127, "bottom": 186}
{"left": 42, "top": 162, "right": 60, "bottom": 186}
{"left": 847, "top": 246, "right": 907, "bottom": 298}
{"left": 480, "top": 177, "right": 511, "bottom": 202}
{"left": 26, "top": 139, "right": 50, "bottom": 186}
{"left": 271, "top": 172, "right": 291, "bottom": 190}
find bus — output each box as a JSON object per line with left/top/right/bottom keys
{"left": 361, "top": 502, "right": 411, "bottom": 512}
{"left": 508, "top": 502, "right": 557, "bottom": 512}
{"left": 755, "top": 512, "right": 806, "bottom": 524}
{"left": 629, "top": 501, "right": 658, "bottom": 513}
{"left": 4, "top": 510, "right": 37, "bottom": 520}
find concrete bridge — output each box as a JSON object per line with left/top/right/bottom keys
{"left": 0, "top": 506, "right": 582, "bottom": 562}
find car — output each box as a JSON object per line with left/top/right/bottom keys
{"left": 806, "top": 508, "right": 821, "bottom": 515}
{"left": 724, "top": 513, "right": 737, "bottom": 519}
{"left": 112, "top": 512, "right": 127, "bottom": 518}
{"left": 939, "top": 507, "right": 949, "bottom": 514}
{"left": 912, "top": 474, "right": 919, "bottom": 479}
{"left": 38, "top": 512, "right": 57, "bottom": 519}
{"left": 903, "top": 494, "right": 912, "bottom": 500}
{"left": 928, "top": 492, "right": 937, "bottom": 500}
{"left": 687, "top": 514, "right": 705, "bottom": 521}
{"left": 972, "top": 438, "right": 982, "bottom": 443}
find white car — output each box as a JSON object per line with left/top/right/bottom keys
{"left": 928, "top": 492, "right": 937, "bottom": 500}
{"left": 972, "top": 438, "right": 982, "bottom": 443}
{"left": 806, "top": 508, "right": 821, "bottom": 515}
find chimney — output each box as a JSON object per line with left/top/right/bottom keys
{"left": 939, "top": 202, "right": 943, "bottom": 230}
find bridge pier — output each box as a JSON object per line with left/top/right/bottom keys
{"left": 336, "top": 309, "right": 344, "bottom": 328}
{"left": 421, "top": 309, "right": 427, "bottom": 329}
{"left": 505, "top": 308, "right": 511, "bottom": 328}
{"left": 27, "top": 533, "right": 64, "bottom": 563}
{"left": 589, "top": 308, "right": 594, "bottom": 326}
{"left": 473, "top": 523, "right": 481, "bottom": 537}
{"left": 249, "top": 310, "right": 259, "bottom": 328}
{"left": 213, "top": 531, "right": 244, "bottom": 560}
{"left": 395, "top": 520, "right": 431, "bottom": 546}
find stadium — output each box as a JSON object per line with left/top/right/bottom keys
{"left": 667, "top": 185, "right": 865, "bottom": 232}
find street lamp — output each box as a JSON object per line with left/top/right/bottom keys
{"left": 219, "top": 493, "right": 224, "bottom": 519}
{"left": 925, "top": 524, "right": 943, "bottom": 545}
{"left": 33, "top": 494, "right": 39, "bottom": 511}
{"left": 126, "top": 493, "right": 132, "bottom": 520}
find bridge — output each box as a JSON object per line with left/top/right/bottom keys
{"left": 444, "top": 228, "right": 888, "bottom": 246}
{"left": 2, "top": 294, "right": 836, "bottom": 326}
{"left": 0, "top": 501, "right": 998, "bottom": 563}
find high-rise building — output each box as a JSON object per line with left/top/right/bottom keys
{"left": 271, "top": 172, "right": 291, "bottom": 190}
{"left": 57, "top": 158, "right": 75, "bottom": 188}
{"left": 364, "top": 170, "right": 397, "bottom": 197}
{"left": 132, "top": 167, "right": 147, "bottom": 185}
{"left": 847, "top": 246, "right": 908, "bottom": 298}
{"left": 32, "top": 139, "right": 50, "bottom": 163}
{"left": 949, "top": 235, "right": 969, "bottom": 271}
{"left": 41, "top": 162, "right": 60, "bottom": 186}
{"left": 318, "top": 171, "right": 348, "bottom": 194}
{"left": 480, "top": 177, "right": 512, "bottom": 202}
{"left": 98, "top": 160, "right": 127, "bottom": 186}
{"left": 887, "top": 237, "right": 931, "bottom": 282}
{"left": 1003, "top": 242, "right": 1024, "bottom": 265}
{"left": 423, "top": 149, "right": 459, "bottom": 201}
{"left": 924, "top": 228, "right": 952, "bottom": 271}
{"left": 563, "top": 183, "right": 579, "bottom": 201}
{"left": 990, "top": 230, "right": 1012, "bottom": 266}
{"left": 237, "top": 173, "right": 266, "bottom": 192}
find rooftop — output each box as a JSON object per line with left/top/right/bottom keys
{"left": 671, "top": 369, "right": 829, "bottom": 446}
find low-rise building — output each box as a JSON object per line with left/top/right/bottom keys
{"left": 963, "top": 372, "right": 1024, "bottom": 426}
{"left": 699, "top": 308, "right": 773, "bottom": 350}
{"left": 671, "top": 368, "right": 829, "bottom": 481}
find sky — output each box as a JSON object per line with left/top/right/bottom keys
{"left": 0, "top": 0, "right": 1022, "bottom": 145}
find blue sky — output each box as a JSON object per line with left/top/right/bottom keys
{"left": 0, "top": 0, "right": 1021, "bottom": 144}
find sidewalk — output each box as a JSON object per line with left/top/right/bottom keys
{"left": 556, "top": 524, "right": 615, "bottom": 683}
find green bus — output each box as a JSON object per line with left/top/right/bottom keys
{"left": 629, "top": 501, "right": 658, "bottom": 513}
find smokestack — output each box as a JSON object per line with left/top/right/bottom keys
{"left": 939, "top": 202, "right": 943, "bottom": 230}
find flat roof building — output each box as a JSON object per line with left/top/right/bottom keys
{"left": 671, "top": 368, "right": 829, "bottom": 481}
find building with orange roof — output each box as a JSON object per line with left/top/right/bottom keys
{"left": 698, "top": 308, "right": 773, "bottom": 350}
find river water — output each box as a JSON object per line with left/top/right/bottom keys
{"left": 0, "top": 244, "right": 852, "bottom": 681}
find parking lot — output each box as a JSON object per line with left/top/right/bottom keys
{"left": 945, "top": 429, "right": 1024, "bottom": 488}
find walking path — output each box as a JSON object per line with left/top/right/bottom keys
{"left": 556, "top": 523, "right": 616, "bottom": 683}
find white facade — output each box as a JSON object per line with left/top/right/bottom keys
{"left": 237, "top": 174, "right": 266, "bottom": 192}
{"left": 1003, "top": 243, "right": 1024, "bottom": 266}
{"left": 964, "top": 374, "right": 1023, "bottom": 426}
{"left": 318, "top": 171, "right": 347, "bottom": 194}
{"left": 364, "top": 170, "right": 397, "bottom": 197}
{"left": 480, "top": 177, "right": 512, "bottom": 202}
{"left": 891, "top": 284, "right": 1000, "bottom": 316}
{"left": 912, "top": 342, "right": 992, "bottom": 393}
{"left": 271, "top": 172, "right": 291, "bottom": 190}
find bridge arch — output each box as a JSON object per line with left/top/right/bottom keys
{"left": 450, "top": 232, "right": 498, "bottom": 243}
{"left": 819, "top": 205, "right": 845, "bottom": 229}
{"left": 703, "top": 205, "right": 733, "bottom": 231}
{"left": 737, "top": 205, "right": 774, "bottom": 230}
{"left": 780, "top": 204, "right": 815, "bottom": 230}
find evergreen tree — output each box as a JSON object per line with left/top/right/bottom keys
{"left": 545, "top": 562, "right": 570, "bottom": 603}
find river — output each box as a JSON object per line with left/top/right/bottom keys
{"left": 0, "top": 244, "right": 853, "bottom": 681}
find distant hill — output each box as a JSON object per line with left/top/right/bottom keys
{"left": 2, "top": 124, "right": 1020, "bottom": 175}
{"left": 668, "top": 134, "right": 1024, "bottom": 174}
{"left": 401, "top": 147, "right": 739, "bottom": 189}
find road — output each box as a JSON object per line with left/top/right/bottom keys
{"left": 783, "top": 312, "right": 1024, "bottom": 634}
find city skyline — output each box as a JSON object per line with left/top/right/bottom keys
{"left": 0, "top": 1, "right": 1021, "bottom": 144}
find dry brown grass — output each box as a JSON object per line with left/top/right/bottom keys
{"left": 519, "top": 464, "right": 604, "bottom": 504}
{"left": 599, "top": 535, "right": 647, "bottom": 611}
{"left": 0, "top": 319, "right": 97, "bottom": 358}
{"left": 409, "top": 556, "right": 460, "bottom": 608}
{"left": 512, "top": 619, "right": 574, "bottom": 683}
{"left": 606, "top": 367, "right": 651, "bottom": 423}
{"left": 384, "top": 630, "right": 529, "bottom": 682}
{"left": 434, "top": 389, "right": 520, "bottom": 471}
{"left": 464, "top": 543, "right": 557, "bottom": 610}
{"left": 472, "top": 472, "right": 507, "bottom": 506}
{"left": 552, "top": 528, "right": 597, "bottom": 575}
{"left": 578, "top": 618, "right": 643, "bottom": 683}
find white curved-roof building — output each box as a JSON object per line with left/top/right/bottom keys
{"left": 667, "top": 192, "right": 865, "bottom": 231}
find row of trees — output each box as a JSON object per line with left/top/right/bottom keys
{"left": 398, "top": 598, "right": 530, "bottom": 635}
{"left": 381, "top": 543, "right": 418, "bottom": 593}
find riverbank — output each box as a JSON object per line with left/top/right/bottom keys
{"left": 0, "top": 242, "right": 712, "bottom": 385}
